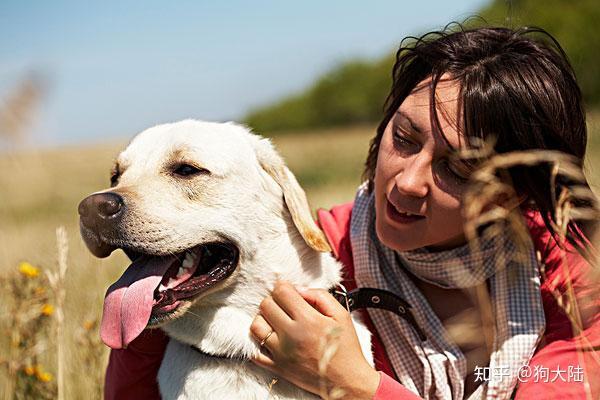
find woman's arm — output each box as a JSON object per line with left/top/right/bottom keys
{"left": 374, "top": 373, "right": 424, "bottom": 399}
{"left": 514, "top": 327, "right": 600, "bottom": 400}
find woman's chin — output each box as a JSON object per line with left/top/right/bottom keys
{"left": 424, "top": 235, "right": 467, "bottom": 251}
{"left": 375, "top": 217, "right": 423, "bottom": 252}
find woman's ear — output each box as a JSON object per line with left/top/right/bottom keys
{"left": 250, "top": 135, "right": 331, "bottom": 253}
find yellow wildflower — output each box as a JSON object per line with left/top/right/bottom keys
{"left": 83, "top": 320, "right": 96, "bottom": 331}
{"left": 18, "top": 261, "right": 40, "bottom": 278}
{"left": 23, "top": 365, "right": 36, "bottom": 376}
{"left": 36, "top": 370, "right": 53, "bottom": 383}
{"left": 41, "top": 304, "right": 54, "bottom": 316}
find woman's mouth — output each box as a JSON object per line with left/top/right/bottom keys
{"left": 386, "top": 200, "right": 426, "bottom": 224}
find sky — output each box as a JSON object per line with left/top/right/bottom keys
{"left": 0, "top": 0, "right": 489, "bottom": 148}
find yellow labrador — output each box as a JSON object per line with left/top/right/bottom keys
{"left": 78, "top": 120, "right": 372, "bottom": 399}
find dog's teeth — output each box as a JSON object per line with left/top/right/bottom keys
{"left": 167, "top": 277, "right": 178, "bottom": 287}
{"left": 158, "top": 284, "right": 167, "bottom": 292}
{"left": 177, "top": 267, "right": 186, "bottom": 277}
{"left": 182, "top": 251, "right": 196, "bottom": 269}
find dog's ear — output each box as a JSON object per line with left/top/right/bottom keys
{"left": 251, "top": 135, "right": 331, "bottom": 253}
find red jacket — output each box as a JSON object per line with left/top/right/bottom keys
{"left": 105, "top": 203, "right": 599, "bottom": 399}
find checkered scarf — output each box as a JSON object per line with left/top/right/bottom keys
{"left": 350, "top": 183, "right": 545, "bottom": 399}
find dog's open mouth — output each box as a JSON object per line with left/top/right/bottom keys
{"left": 150, "top": 243, "right": 239, "bottom": 321}
{"left": 100, "top": 242, "right": 239, "bottom": 350}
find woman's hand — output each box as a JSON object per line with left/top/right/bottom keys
{"left": 250, "top": 281, "right": 380, "bottom": 400}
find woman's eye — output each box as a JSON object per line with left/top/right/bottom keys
{"left": 393, "top": 130, "right": 416, "bottom": 148}
{"left": 173, "top": 164, "right": 209, "bottom": 177}
{"left": 440, "top": 160, "right": 469, "bottom": 184}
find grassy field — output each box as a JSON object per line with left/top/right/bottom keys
{"left": 0, "top": 118, "right": 598, "bottom": 398}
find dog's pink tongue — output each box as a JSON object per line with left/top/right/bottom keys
{"left": 100, "top": 256, "right": 175, "bottom": 349}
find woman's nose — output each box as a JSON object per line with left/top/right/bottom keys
{"left": 394, "top": 160, "right": 429, "bottom": 198}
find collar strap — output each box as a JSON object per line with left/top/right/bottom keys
{"left": 330, "top": 286, "right": 427, "bottom": 341}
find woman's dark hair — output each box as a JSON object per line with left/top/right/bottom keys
{"left": 363, "top": 24, "right": 597, "bottom": 251}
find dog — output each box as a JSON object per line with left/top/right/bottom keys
{"left": 78, "top": 120, "right": 373, "bottom": 399}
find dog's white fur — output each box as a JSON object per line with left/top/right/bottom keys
{"left": 104, "top": 120, "right": 373, "bottom": 399}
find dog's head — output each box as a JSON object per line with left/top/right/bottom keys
{"left": 78, "top": 120, "right": 330, "bottom": 349}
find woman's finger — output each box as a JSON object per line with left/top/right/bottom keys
{"left": 250, "top": 314, "right": 280, "bottom": 352}
{"left": 271, "top": 281, "right": 316, "bottom": 320}
{"left": 259, "top": 295, "right": 293, "bottom": 330}
{"left": 251, "top": 349, "right": 277, "bottom": 371}
{"left": 298, "top": 288, "right": 348, "bottom": 320}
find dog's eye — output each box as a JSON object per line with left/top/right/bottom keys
{"left": 110, "top": 172, "right": 120, "bottom": 187}
{"left": 110, "top": 163, "right": 122, "bottom": 187}
{"left": 173, "top": 164, "right": 208, "bottom": 177}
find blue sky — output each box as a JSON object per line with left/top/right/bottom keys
{"left": 0, "top": 0, "right": 489, "bottom": 147}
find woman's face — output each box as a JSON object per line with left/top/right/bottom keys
{"left": 374, "top": 77, "right": 472, "bottom": 251}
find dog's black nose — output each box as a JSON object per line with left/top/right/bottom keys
{"left": 78, "top": 192, "right": 124, "bottom": 224}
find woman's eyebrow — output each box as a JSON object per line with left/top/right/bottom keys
{"left": 396, "top": 111, "right": 423, "bottom": 134}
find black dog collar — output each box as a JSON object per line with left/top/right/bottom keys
{"left": 330, "top": 285, "right": 427, "bottom": 341}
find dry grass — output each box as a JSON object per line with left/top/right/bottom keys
{"left": 46, "top": 227, "right": 68, "bottom": 400}
{"left": 0, "top": 76, "right": 44, "bottom": 145}
{"left": 317, "top": 327, "right": 345, "bottom": 400}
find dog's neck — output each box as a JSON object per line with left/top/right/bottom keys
{"left": 161, "top": 212, "right": 341, "bottom": 359}
{"left": 188, "top": 343, "right": 246, "bottom": 360}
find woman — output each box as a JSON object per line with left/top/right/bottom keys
{"left": 104, "top": 26, "right": 599, "bottom": 399}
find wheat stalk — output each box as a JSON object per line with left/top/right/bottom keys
{"left": 317, "top": 326, "right": 345, "bottom": 400}
{"left": 46, "top": 226, "right": 68, "bottom": 400}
